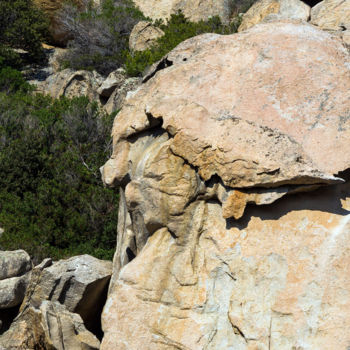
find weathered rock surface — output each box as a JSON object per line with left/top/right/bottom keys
{"left": 104, "top": 76, "right": 141, "bottom": 114}
{"left": 133, "top": 0, "right": 233, "bottom": 23}
{"left": 310, "top": 0, "right": 350, "bottom": 31}
{"left": 0, "top": 301, "right": 100, "bottom": 349}
{"left": 23, "top": 254, "right": 112, "bottom": 333}
{"left": 129, "top": 21, "right": 165, "bottom": 52}
{"left": 35, "top": 68, "right": 104, "bottom": 100}
{"left": 101, "top": 21, "right": 350, "bottom": 349}
{"left": 238, "top": 0, "right": 310, "bottom": 32}
{"left": 0, "top": 250, "right": 31, "bottom": 281}
{"left": 0, "top": 274, "right": 30, "bottom": 309}
{"left": 0, "top": 254, "right": 111, "bottom": 349}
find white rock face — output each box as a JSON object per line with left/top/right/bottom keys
{"left": 100, "top": 21, "right": 350, "bottom": 350}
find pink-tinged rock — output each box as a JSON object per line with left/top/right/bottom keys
{"left": 101, "top": 21, "right": 350, "bottom": 350}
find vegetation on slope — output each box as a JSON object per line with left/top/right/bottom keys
{"left": 0, "top": 68, "right": 118, "bottom": 262}
{"left": 0, "top": 0, "right": 49, "bottom": 68}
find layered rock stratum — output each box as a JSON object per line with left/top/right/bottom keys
{"left": 101, "top": 21, "right": 350, "bottom": 349}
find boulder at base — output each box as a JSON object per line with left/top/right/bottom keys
{"left": 100, "top": 21, "right": 350, "bottom": 349}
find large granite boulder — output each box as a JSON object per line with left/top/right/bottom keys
{"left": 100, "top": 21, "right": 350, "bottom": 349}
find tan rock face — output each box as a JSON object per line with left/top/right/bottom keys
{"left": 238, "top": 0, "right": 310, "bottom": 32}
{"left": 129, "top": 21, "right": 165, "bottom": 52}
{"left": 310, "top": 0, "right": 350, "bottom": 31}
{"left": 101, "top": 21, "right": 350, "bottom": 350}
{"left": 132, "top": 0, "right": 233, "bottom": 23}
{"left": 34, "top": 69, "right": 104, "bottom": 101}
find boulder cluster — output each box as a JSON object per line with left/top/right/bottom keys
{"left": 1, "top": 0, "right": 350, "bottom": 349}
{"left": 0, "top": 253, "right": 112, "bottom": 349}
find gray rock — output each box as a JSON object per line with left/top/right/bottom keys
{"left": 0, "top": 250, "right": 31, "bottom": 281}
{"left": 0, "top": 301, "right": 100, "bottom": 350}
{"left": 0, "top": 274, "right": 30, "bottom": 309}
{"left": 23, "top": 254, "right": 112, "bottom": 334}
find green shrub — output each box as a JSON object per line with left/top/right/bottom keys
{"left": 0, "top": 85, "right": 118, "bottom": 262}
{"left": 125, "top": 12, "right": 240, "bottom": 77}
{"left": 59, "top": 0, "right": 146, "bottom": 75}
{"left": 0, "top": 0, "right": 49, "bottom": 67}
{"left": 0, "top": 67, "right": 33, "bottom": 94}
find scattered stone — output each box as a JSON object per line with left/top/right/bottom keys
{"left": 129, "top": 21, "right": 164, "bottom": 52}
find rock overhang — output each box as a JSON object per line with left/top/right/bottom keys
{"left": 102, "top": 20, "right": 350, "bottom": 221}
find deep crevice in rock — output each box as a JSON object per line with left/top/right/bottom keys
{"left": 0, "top": 305, "right": 20, "bottom": 335}
{"left": 142, "top": 57, "right": 173, "bottom": 83}
{"left": 301, "top": 0, "right": 322, "bottom": 7}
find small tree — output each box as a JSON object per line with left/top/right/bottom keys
{"left": 59, "top": 0, "right": 145, "bottom": 75}
{"left": 0, "top": 0, "right": 49, "bottom": 67}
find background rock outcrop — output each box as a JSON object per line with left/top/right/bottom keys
{"left": 129, "top": 21, "right": 165, "bottom": 52}
{"left": 238, "top": 0, "right": 311, "bottom": 32}
{"left": 132, "top": 0, "right": 233, "bottom": 23}
{"left": 101, "top": 21, "right": 350, "bottom": 349}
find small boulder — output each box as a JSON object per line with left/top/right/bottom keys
{"left": 0, "top": 250, "right": 31, "bottom": 281}
{"left": 104, "top": 77, "right": 141, "bottom": 114}
{"left": 34, "top": 69, "right": 104, "bottom": 101}
{"left": 97, "top": 68, "right": 128, "bottom": 98}
{"left": 129, "top": 21, "right": 164, "bottom": 52}
{"left": 0, "top": 274, "right": 30, "bottom": 309}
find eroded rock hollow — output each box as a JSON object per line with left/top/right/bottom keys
{"left": 101, "top": 21, "right": 350, "bottom": 350}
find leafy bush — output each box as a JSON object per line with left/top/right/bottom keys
{"left": 0, "top": 69, "right": 118, "bottom": 262}
{"left": 59, "top": 0, "right": 145, "bottom": 75}
{"left": 125, "top": 12, "right": 240, "bottom": 77}
{"left": 0, "top": 0, "right": 49, "bottom": 67}
{"left": 0, "top": 67, "right": 33, "bottom": 94}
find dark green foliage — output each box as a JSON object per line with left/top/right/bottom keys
{"left": 124, "top": 12, "right": 240, "bottom": 77}
{"left": 0, "top": 69, "right": 118, "bottom": 263}
{"left": 59, "top": 0, "right": 146, "bottom": 75}
{"left": 0, "top": 0, "right": 49, "bottom": 67}
{"left": 229, "top": 0, "right": 258, "bottom": 16}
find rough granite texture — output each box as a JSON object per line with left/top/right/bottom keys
{"left": 100, "top": 21, "right": 350, "bottom": 350}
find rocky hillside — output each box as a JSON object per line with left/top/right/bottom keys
{"left": 0, "top": 0, "right": 350, "bottom": 349}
